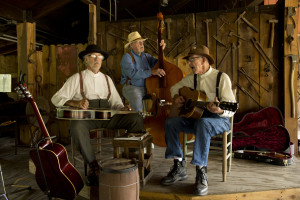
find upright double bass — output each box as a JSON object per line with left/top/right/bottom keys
{"left": 145, "top": 12, "right": 184, "bottom": 147}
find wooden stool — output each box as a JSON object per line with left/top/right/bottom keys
{"left": 113, "top": 135, "right": 153, "bottom": 187}
{"left": 71, "top": 128, "right": 105, "bottom": 176}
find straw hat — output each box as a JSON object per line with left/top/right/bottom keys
{"left": 78, "top": 44, "right": 109, "bottom": 60}
{"left": 124, "top": 31, "right": 147, "bottom": 48}
{"left": 183, "top": 45, "right": 214, "bottom": 64}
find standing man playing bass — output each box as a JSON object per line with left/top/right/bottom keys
{"left": 120, "top": 31, "right": 166, "bottom": 112}
{"left": 160, "top": 45, "right": 236, "bottom": 196}
{"left": 51, "top": 45, "right": 144, "bottom": 186}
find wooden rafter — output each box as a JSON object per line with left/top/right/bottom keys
{"left": 31, "top": 0, "right": 73, "bottom": 19}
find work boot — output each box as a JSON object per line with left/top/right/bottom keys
{"left": 87, "top": 160, "right": 100, "bottom": 186}
{"left": 161, "top": 159, "right": 188, "bottom": 186}
{"left": 193, "top": 166, "right": 208, "bottom": 196}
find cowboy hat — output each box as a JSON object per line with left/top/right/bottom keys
{"left": 183, "top": 45, "right": 214, "bottom": 64}
{"left": 124, "top": 31, "right": 147, "bottom": 48}
{"left": 78, "top": 44, "right": 109, "bottom": 60}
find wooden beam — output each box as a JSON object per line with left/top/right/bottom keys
{"left": 80, "top": 0, "right": 94, "bottom": 5}
{"left": 31, "top": 0, "right": 73, "bottom": 19}
{"left": 0, "top": 1, "right": 23, "bottom": 22}
{"left": 88, "top": 4, "right": 97, "bottom": 45}
{"left": 140, "top": 188, "right": 300, "bottom": 200}
{"left": 0, "top": 43, "right": 17, "bottom": 55}
{"left": 17, "top": 22, "right": 36, "bottom": 95}
{"left": 247, "top": 0, "right": 264, "bottom": 7}
{"left": 284, "top": 0, "right": 298, "bottom": 155}
{"left": 165, "top": 0, "right": 193, "bottom": 15}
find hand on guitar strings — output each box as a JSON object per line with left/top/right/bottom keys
{"left": 66, "top": 99, "right": 89, "bottom": 109}
{"left": 206, "top": 97, "right": 224, "bottom": 114}
{"left": 173, "top": 95, "right": 185, "bottom": 109}
{"left": 121, "top": 105, "right": 133, "bottom": 111}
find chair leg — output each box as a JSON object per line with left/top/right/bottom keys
{"left": 183, "top": 134, "right": 187, "bottom": 161}
{"left": 228, "top": 130, "right": 233, "bottom": 172}
{"left": 96, "top": 129, "right": 102, "bottom": 162}
{"left": 84, "top": 161, "right": 87, "bottom": 176}
{"left": 222, "top": 131, "right": 227, "bottom": 182}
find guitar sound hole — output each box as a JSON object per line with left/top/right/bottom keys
{"left": 185, "top": 99, "right": 192, "bottom": 109}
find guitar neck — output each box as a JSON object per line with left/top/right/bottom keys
{"left": 191, "top": 101, "right": 212, "bottom": 109}
{"left": 189, "top": 100, "right": 238, "bottom": 112}
{"left": 29, "top": 98, "right": 52, "bottom": 143}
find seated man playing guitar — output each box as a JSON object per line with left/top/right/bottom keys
{"left": 160, "top": 45, "right": 236, "bottom": 196}
{"left": 51, "top": 45, "right": 144, "bottom": 186}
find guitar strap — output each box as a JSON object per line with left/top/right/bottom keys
{"left": 194, "top": 71, "right": 223, "bottom": 101}
{"left": 79, "top": 71, "right": 111, "bottom": 100}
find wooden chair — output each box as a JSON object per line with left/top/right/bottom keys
{"left": 70, "top": 128, "right": 108, "bottom": 176}
{"left": 182, "top": 116, "right": 234, "bottom": 182}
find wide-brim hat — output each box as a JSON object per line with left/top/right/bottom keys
{"left": 124, "top": 31, "right": 147, "bottom": 48}
{"left": 78, "top": 44, "right": 109, "bottom": 60}
{"left": 183, "top": 45, "right": 214, "bottom": 64}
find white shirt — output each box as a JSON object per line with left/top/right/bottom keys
{"left": 51, "top": 69, "right": 124, "bottom": 110}
{"left": 170, "top": 66, "right": 236, "bottom": 117}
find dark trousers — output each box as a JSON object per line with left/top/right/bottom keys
{"left": 69, "top": 99, "right": 144, "bottom": 163}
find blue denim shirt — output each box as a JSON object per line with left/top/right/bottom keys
{"left": 120, "top": 49, "right": 157, "bottom": 87}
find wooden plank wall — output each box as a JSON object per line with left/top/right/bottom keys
{"left": 100, "top": 6, "right": 281, "bottom": 120}
{"left": 284, "top": 0, "right": 299, "bottom": 154}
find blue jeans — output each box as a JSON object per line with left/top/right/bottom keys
{"left": 122, "top": 84, "right": 146, "bottom": 112}
{"left": 164, "top": 114, "right": 230, "bottom": 166}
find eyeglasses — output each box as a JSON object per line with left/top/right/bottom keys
{"left": 187, "top": 56, "right": 202, "bottom": 63}
{"left": 88, "top": 54, "right": 104, "bottom": 60}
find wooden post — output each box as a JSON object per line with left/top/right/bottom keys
{"left": 284, "top": 0, "right": 298, "bottom": 155}
{"left": 17, "top": 22, "right": 36, "bottom": 95}
{"left": 49, "top": 45, "right": 57, "bottom": 100}
{"left": 88, "top": 4, "right": 97, "bottom": 45}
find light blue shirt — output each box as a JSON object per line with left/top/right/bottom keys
{"left": 120, "top": 49, "right": 157, "bottom": 87}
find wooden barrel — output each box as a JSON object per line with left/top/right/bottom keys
{"left": 99, "top": 158, "right": 139, "bottom": 200}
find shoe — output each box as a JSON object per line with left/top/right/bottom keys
{"left": 161, "top": 159, "right": 188, "bottom": 186}
{"left": 86, "top": 174, "right": 98, "bottom": 186}
{"left": 86, "top": 160, "right": 100, "bottom": 186}
{"left": 193, "top": 166, "right": 208, "bottom": 196}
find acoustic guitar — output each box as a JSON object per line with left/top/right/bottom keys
{"left": 178, "top": 86, "right": 238, "bottom": 119}
{"left": 56, "top": 106, "right": 136, "bottom": 120}
{"left": 16, "top": 82, "right": 84, "bottom": 200}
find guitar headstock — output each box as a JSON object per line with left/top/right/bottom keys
{"left": 219, "top": 102, "right": 239, "bottom": 112}
{"left": 15, "top": 82, "right": 33, "bottom": 101}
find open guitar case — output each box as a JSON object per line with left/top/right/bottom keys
{"left": 232, "top": 106, "right": 293, "bottom": 166}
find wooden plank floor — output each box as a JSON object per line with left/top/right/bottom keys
{"left": 0, "top": 135, "right": 299, "bottom": 200}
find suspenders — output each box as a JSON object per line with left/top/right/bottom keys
{"left": 79, "top": 71, "right": 111, "bottom": 100}
{"left": 215, "top": 71, "right": 223, "bottom": 101}
{"left": 125, "top": 51, "right": 150, "bottom": 85}
{"left": 194, "top": 71, "right": 223, "bottom": 101}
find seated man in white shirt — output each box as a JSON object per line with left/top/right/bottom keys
{"left": 51, "top": 45, "right": 144, "bottom": 186}
{"left": 160, "top": 45, "right": 236, "bottom": 196}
